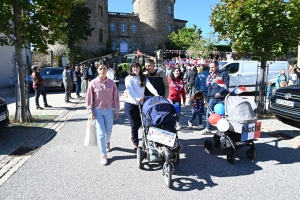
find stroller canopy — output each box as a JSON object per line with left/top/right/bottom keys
{"left": 225, "top": 95, "right": 257, "bottom": 124}
{"left": 142, "top": 96, "right": 176, "bottom": 130}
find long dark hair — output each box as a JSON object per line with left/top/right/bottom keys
{"left": 97, "top": 59, "right": 108, "bottom": 69}
{"left": 170, "top": 68, "right": 183, "bottom": 82}
{"left": 129, "top": 62, "right": 146, "bottom": 87}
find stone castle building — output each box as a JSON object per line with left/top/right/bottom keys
{"left": 81, "top": 0, "right": 187, "bottom": 55}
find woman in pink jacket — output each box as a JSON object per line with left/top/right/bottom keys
{"left": 86, "top": 60, "right": 120, "bottom": 165}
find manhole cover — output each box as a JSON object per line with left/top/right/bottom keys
{"left": 10, "top": 146, "right": 40, "bottom": 156}
{"left": 268, "top": 132, "right": 294, "bottom": 140}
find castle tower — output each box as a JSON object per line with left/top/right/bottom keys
{"left": 133, "top": 0, "right": 175, "bottom": 54}
{"left": 81, "top": 0, "right": 109, "bottom": 55}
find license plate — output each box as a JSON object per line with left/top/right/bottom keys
{"left": 276, "top": 99, "right": 294, "bottom": 107}
{"left": 147, "top": 127, "right": 176, "bottom": 147}
{"left": 0, "top": 113, "right": 7, "bottom": 121}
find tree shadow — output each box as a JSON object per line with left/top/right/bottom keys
{"left": 0, "top": 126, "right": 57, "bottom": 158}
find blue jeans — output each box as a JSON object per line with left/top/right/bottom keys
{"left": 94, "top": 108, "right": 114, "bottom": 155}
{"left": 75, "top": 81, "right": 81, "bottom": 96}
{"left": 189, "top": 110, "right": 203, "bottom": 125}
{"left": 172, "top": 100, "right": 181, "bottom": 122}
{"left": 206, "top": 98, "right": 223, "bottom": 130}
{"left": 34, "top": 86, "right": 48, "bottom": 106}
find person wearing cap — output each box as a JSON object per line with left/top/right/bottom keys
{"left": 200, "top": 61, "right": 229, "bottom": 134}
{"left": 31, "top": 65, "right": 52, "bottom": 109}
{"left": 62, "top": 65, "right": 72, "bottom": 102}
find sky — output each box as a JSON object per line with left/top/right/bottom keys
{"left": 108, "top": 0, "right": 220, "bottom": 37}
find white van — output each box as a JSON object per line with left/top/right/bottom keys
{"left": 220, "top": 61, "right": 289, "bottom": 92}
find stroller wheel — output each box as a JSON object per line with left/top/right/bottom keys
{"left": 137, "top": 147, "right": 143, "bottom": 169}
{"left": 246, "top": 149, "right": 256, "bottom": 160}
{"left": 204, "top": 140, "right": 213, "bottom": 153}
{"left": 227, "top": 153, "right": 236, "bottom": 164}
{"left": 172, "top": 153, "right": 180, "bottom": 165}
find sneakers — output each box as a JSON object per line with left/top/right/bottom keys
{"left": 199, "top": 124, "right": 204, "bottom": 129}
{"left": 101, "top": 155, "right": 108, "bottom": 165}
{"left": 200, "top": 128, "right": 212, "bottom": 134}
{"left": 176, "top": 122, "right": 182, "bottom": 129}
{"left": 188, "top": 120, "right": 192, "bottom": 127}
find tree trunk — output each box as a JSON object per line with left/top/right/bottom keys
{"left": 13, "top": 0, "right": 27, "bottom": 123}
{"left": 257, "top": 56, "right": 267, "bottom": 115}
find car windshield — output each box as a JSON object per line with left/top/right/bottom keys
{"left": 219, "top": 62, "right": 227, "bottom": 68}
{"left": 40, "top": 69, "right": 51, "bottom": 76}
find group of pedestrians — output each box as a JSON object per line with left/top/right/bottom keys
{"left": 84, "top": 57, "right": 230, "bottom": 165}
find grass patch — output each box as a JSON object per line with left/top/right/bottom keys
{"left": 8, "top": 115, "right": 58, "bottom": 128}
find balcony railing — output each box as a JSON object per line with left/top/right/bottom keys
{"left": 108, "top": 12, "right": 138, "bottom": 17}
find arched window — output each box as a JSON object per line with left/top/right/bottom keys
{"left": 131, "top": 41, "right": 137, "bottom": 51}
{"left": 168, "top": 5, "right": 173, "bottom": 14}
{"left": 168, "top": 23, "right": 173, "bottom": 33}
{"left": 120, "top": 39, "right": 128, "bottom": 53}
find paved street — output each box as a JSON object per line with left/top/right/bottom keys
{"left": 0, "top": 84, "right": 300, "bottom": 199}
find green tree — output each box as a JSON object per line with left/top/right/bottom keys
{"left": 61, "top": 1, "right": 94, "bottom": 63}
{"left": 210, "top": 0, "right": 300, "bottom": 114}
{"left": 0, "top": 0, "right": 73, "bottom": 122}
{"left": 168, "top": 24, "right": 202, "bottom": 50}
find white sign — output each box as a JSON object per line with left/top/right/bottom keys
{"left": 147, "top": 127, "right": 176, "bottom": 148}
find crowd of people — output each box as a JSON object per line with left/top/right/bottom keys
{"left": 30, "top": 55, "right": 299, "bottom": 165}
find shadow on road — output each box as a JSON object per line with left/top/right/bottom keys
{"left": 171, "top": 136, "right": 300, "bottom": 191}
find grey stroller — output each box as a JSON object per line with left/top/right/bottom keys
{"left": 204, "top": 94, "right": 261, "bottom": 164}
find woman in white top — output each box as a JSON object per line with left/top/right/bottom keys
{"left": 124, "top": 62, "right": 159, "bottom": 152}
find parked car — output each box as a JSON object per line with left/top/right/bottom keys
{"left": 0, "top": 97, "right": 9, "bottom": 130}
{"left": 26, "top": 67, "right": 74, "bottom": 91}
{"left": 220, "top": 61, "right": 289, "bottom": 92}
{"left": 269, "top": 84, "right": 300, "bottom": 123}
{"left": 218, "top": 61, "right": 227, "bottom": 68}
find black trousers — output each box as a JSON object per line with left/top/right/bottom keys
{"left": 34, "top": 86, "right": 47, "bottom": 106}
{"left": 124, "top": 102, "right": 142, "bottom": 146}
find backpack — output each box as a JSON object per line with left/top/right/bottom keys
{"left": 82, "top": 68, "right": 88, "bottom": 80}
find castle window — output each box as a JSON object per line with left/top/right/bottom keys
{"left": 112, "top": 41, "right": 117, "bottom": 50}
{"left": 110, "top": 23, "right": 116, "bottom": 32}
{"left": 131, "top": 41, "right": 137, "bottom": 51}
{"left": 121, "top": 23, "right": 127, "bottom": 32}
{"left": 168, "top": 5, "right": 173, "bottom": 14}
{"left": 168, "top": 23, "right": 173, "bottom": 33}
{"left": 98, "top": 5, "right": 103, "bottom": 17}
{"left": 99, "top": 28, "right": 103, "bottom": 42}
{"left": 131, "top": 24, "right": 137, "bottom": 33}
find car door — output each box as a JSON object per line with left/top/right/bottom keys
{"left": 39, "top": 68, "right": 52, "bottom": 87}
{"left": 53, "top": 69, "right": 64, "bottom": 87}
{"left": 222, "top": 62, "right": 240, "bottom": 88}
{"left": 240, "top": 61, "right": 260, "bottom": 88}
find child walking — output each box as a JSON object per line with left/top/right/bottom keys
{"left": 188, "top": 91, "right": 205, "bottom": 129}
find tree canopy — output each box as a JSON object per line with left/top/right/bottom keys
{"left": 210, "top": 0, "right": 300, "bottom": 60}
{"left": 210, "top": 0, "right": 300, "bottom": 114}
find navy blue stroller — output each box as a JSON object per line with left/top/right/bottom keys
{"left": 137, "top": 96, "right": 181, "bottom": 188}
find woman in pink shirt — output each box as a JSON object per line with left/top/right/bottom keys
{"left": 86, "top": 60, "right": 120, "bottom": 165}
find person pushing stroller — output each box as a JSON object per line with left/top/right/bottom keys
{"left": 200, "top": 61, "right": 230, "bottom": 134}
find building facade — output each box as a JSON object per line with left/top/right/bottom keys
{"left": 82, "top": 0, "right": 187, "bottom": 55}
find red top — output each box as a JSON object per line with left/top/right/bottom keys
{"left": 168, "top": 77, "right": 186, "bottom": 103}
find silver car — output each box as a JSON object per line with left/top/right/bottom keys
{"left": 27, "top": 67, "right": 69, "bottom": 91}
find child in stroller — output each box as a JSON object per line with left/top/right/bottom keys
{"left": 204, "top": 92, "right": 261, "bottom": 164}
{"left": 137, "top": 96, "right": 182, "bottom": 188}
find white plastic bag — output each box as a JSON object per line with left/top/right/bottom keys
{"left": 84, "top": 119, "right": 97, "bottom": 146}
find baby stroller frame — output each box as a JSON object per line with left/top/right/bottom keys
{"left": 136, "top": 97, "right": 180, "bottom": 188}
{"left": 203, "top": 92, "right": 258, "bottom": 164}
